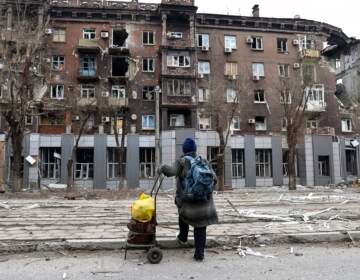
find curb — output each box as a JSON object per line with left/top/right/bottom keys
{"left": 1, "top": 231, "right": 359, "bottom": 254}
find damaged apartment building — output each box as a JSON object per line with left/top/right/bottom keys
{"left": 0, "top": 0, "right": 357, "bottom": 189}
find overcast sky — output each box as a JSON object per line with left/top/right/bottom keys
{"left": 140, "top": 0, "right": 360, "bottom": 39}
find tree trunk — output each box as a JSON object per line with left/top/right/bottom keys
{"left": 216, "top": 133, "right": 225, "bottom": 191}
{"left": 66, "top": 147, "right": 76, "bottom": 192}
{"left": 10, "top": 130, "right": 24, "bottom": 192}
{"left": 287, "top": 132, "right": 297, "bottom": 191}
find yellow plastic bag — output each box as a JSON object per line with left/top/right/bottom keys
{"left": 131, "top": 193, "right": 155, "bottom": 223}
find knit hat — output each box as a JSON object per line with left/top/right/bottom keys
{"left": 182, "top": 138, "right": 197, "bottom": 154}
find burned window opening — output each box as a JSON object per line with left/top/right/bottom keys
{"left": 346, "top": 149, "right": 357, "bottom": 176}
{"left": 112, "top": 57, "right": 128, "bottom": 77}
{"left": 112, "top": 29, "right": 128, "bottom": 48}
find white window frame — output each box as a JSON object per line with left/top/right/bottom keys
{"left": 53, "top": 28, "right": 66, "bottom": 42}
{"left": 140, "top": 148, "right": 156, "bottom": 179}
{"left": 254, "top": 89, "right": 265, "bottom": 103}
{"left": 50, "top": 85, "right": 64, "bottom": 99}
{"left": 232, "top": 149, "right": 245, "bottom": 178}
{"left": 278, "top": 64, "right": 290, "bottom": 78}
{"left": 170, "top": 114, "right": 185, "bottom": 127}
{"left": 198, "top": 88, "right": 209, "bottom": 102}
{"left": 251, "top": 36, "right": 263, "bottom": 50}
{"left": 167, "top": 79, "right": 191, "bottom": 96}
{"left": 225, "top": 62, "right": 238, "bottom": 76}
{"left": 199, "top": 117, "right": 211, "bottom": 131}
{"left": 52, "top": 55, "right": 65, "bottom": 71}
{"left": 255, "top": 116, "right": 267, "bottom": 131}
{"left": 281, "top": 117, "right": 288, "bottom": 131}
{"left": 277, "top": 38, "right": 288, "bottom": 53}
{"left": 111, "top": 86, "right": 126, "bottom": 99}
{"left": 197, "top": 34, "right": 210, "bottom": 48}
{"left": 198, "top": 61, "right": 211, "bottom": 74}
{"left": 107, "top": 148, "right": 126, "bottom": 179}
{"left": 342, "top": 119, "right": 352, "bottom": 132}
{"left": 224, "top": 35, "right": 237, "bottom": 50}
{"left": 256, "top": 149, "right": 272, "bottom": 177}
{"left": 226, "top": 88, "right": 237, "bottom": 103}
{"left": 142, "top": 31, "right": 155, "bottom": 45}
{"left": 143, "top": 57, "right": 155, "bottom": 72}
{"left": 81, "top": 85, "right": 95, "bottom": 99}
{"left": 231, "top": 116, "right": 241, "bottom": 131}
{"left": 142, "top": 86, "right": 155, "bottom": 101}
{"left": 280, "top": 90, "right": 292, "bottom": 104}
{"left": 75, "top": 148, "right": 94, "bottom": 180}
{"left": 252, "top": 63, "right": 265, "bottom": 78}
{"left": 167, "top": 55, "right": 191, "bottom": 68}
{"left": 299, "top": 35, "right": 315, "bottom": 51}
{"left": 305, "top": 84, "right": 325, "bottom": 107}
{"left": 307, "top": 119, "right": 318, "bottom": 129}
{"left": 25, "top": 115, "right": 33, "bottom": 125}
{"left": 40, "top": 147, "right": 61, "bottom": 179}
{"left": 83, "top": 28, "right": 96, "bottom": 40}
{"left": 318, "top": 156, "right": 330, "bottom": 176}
{"left": 142, "top": 115, "right": 155, "bottom": 130}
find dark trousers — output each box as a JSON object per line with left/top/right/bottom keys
{"left": 178, "top": 217, "right": 207, "bottom": 258}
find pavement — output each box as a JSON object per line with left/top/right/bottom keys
{"left": 1, "top": 186, "right": 360, "bottom": 253}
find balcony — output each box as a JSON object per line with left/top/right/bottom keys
{"left": 108, "top": 97, "right": 128, "bottom": 107}
{"left": 77, "top": 69, "right": 99, "bottom": 82}
{"left": 77, "top": 39, "right": 100, "bottom": 54}
{"left": 306, "top": 101, "right": 327, "bottom": 112}
{"left": 161, "top": 0, "right": 195, "bottom": 5}
{"left": 50, "top": 0, "right": 158, "bottom": 11}
{"left": 77, "top": 98, "right": 97, "bottom": 107}
{"left": 301, "top": 49, "right": 320, "bottom": 59}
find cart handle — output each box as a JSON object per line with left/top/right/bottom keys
{"left": 150, "top": 173, "right": 165, "bottom": 198}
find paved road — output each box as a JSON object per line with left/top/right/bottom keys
{"left": 1, "top": 188, "right": 360, "bottom": 252}
{"left": 0, "top": 244, "right": 359, "bottom": 280}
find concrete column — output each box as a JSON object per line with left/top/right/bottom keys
{"left": 60, "top": 134, "right": 75, "bottom": 184}
{"left": 304, "top": 135, "right": 314, "bottom": 186}
{"left": 93, "top": 134, "right": 107, "bottom": 189}
{"left": 6, "top": 5, "right": 12, "bottom": 30}
{"left": 161, "top": 108, "right": 168, "bottom": 131}
{"left": 332, "top": 141, "right": 342, "bottom": 184}
{"left": 190, "top": 109, "right": 197, "bottom": 129}
{"left": 161, "top": 13, "right": 167, "bottom": 46}
{"left": 22, "top": 134, "right": 31, "bottom": 189}
{"left": 244, "top": 135, "right": 256, "bottom": 187}
{"left": 272, "top": 136, "right": 283, "bottom": 186}
{"left": 224, "top": 146, "right": 232, "bottom": 187}
{"left": 189, "top": 15, "right": 195, "bottom": 48}
{"left": 126, "top": 134, "right": 139, "bottom": 188}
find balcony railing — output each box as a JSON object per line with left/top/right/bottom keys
{"left": 306, "top": 101, "right": 327, "bottom": 112}
{"left": 50, "top": 0, "right": 158, "bottom": 10}
{"left": 301, "top": 49, "right": 320, "bottom": 59}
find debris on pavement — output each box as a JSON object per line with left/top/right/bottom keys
{"left": 238, "top": 247, "right": 276, "bottom": 259}
{"left": 22, "top": 204, "right": 41, "bottom": 210}
{"left": 0, "top": 202, "right": 10, "bottom": 210}
{"left": 302, "top": 200, "right": 350, "bottom": 222}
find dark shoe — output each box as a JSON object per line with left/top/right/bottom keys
{"left": 176, "top": 233, "right": 188, "bottom": 246}
{"left": 194, "top": 255, "right": 204, "bottom": 262}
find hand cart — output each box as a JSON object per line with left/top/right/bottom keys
{"left": 124, "top": 174, "right": 165, "bottom": 264}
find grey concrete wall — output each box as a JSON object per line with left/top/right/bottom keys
{"left": 297, "top": 144, "right": 307, "bottom": 186}
{"left": 304, "top": 136, "right": 315, "bottom": 186}
{"left": 126, "top": 134, "right": 139, "bottom": 188}
{"left": 22, "top": 134, "right": 30, "bottom": 189}
{"left": 224, "top": 146, "right": 232, "bottom": 187}
{"left": 332, "top": 141, "right": 342, "bottom": 184}
{"left": 93, "top": 134, "right": 107, "bottom": 189}
{"left": 244, "top": 135, "right": 256, "bottom": 187}
{"left": 340, "top": 138, "right": 346, "bottom": 180}
{"left": 175, "top": 129, "right": 196, "bottom": 158}
{"left": 312, "top": 136, "right": 333, "bottom": 186}
{"left": 161, "top": 108, "right": 168, "bottom": 131}
{"left": 272, "top": 136, "right": 283, "bottom": 186}
{"left": 60, "top": 134, "right": 75, "bottom": 184}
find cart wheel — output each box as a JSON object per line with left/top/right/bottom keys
{"left": 147, "top": 247, "right": 163, "bottom": 264}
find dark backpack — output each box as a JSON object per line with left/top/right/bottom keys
{"left": 183, "top": 156, "right": 215, "bottom": 201}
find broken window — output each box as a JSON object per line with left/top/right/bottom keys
{"left": 25, "top": 115, "right": 32, "bottom": 126}
{"left": 318, "top": 156, "right": 330, "bottom": 176}
{"left": 277, "top": 38, "right": 288, "bottom": 53}
{"left": 143, "top": 58, "right": 155, "bottom": 72}
{"left": 346, "top": 149, "right": 357, "bottom": 176}
{"left": 282, "top": 150, "right": 289, "bottom": 176}
{"left": 168, "top": 32, "right": 183, "bottom": 39}
{"left": 198, "top": 61, "right": 210, "bottom": 74}
{"left": 341, "top": 119, "right": 352, "bottom": 132}
{"left": 40, "top": 147, "right": 61, "bottom": 179}
{"left": 305, "top": 84, "right": 325, "bottom": 109}
{"left": 53, "top": 28, "right": 66, "bottom": 42}
{"left": 299, "top": 35, "right": 315, "bottom": 50}
{"left": 111, "top": 86, "right": 126, "bottom": 99}
{"left": 254, "top": 89, "right": 265, "bottom": 103}
{"left": 306, "top": 119, "right": 318, "bottom": 129}
{"left": 280, "top": 90, "right": 292, "bottom": 104}
{"left": 112, "top": 57, "right": 128, "bottom": 77}
{"left": 207, "top": 147, "right": 219, "bottom": 173}
{"left": 143, "top": 31, "right": 155, "bottom": 45}
{"left": 80, "top": 55, "right": 96, "bottom": 77}
{"left": 81, "top": 85, "right": 95, "bottom": 99}
{"left": 251, "top": 36, "right": 263, "bottom": 50}
{"left": 231, "top": 117, "right": 241, "bottom": 131}
{"left": 107, "top": 148, "right": 126, "bottom": 179}
{"left": 40, "top": 113, "right": 64, "bottom": 125}
{"left": 52, "top": 55, "right": 65, "bottom": 71}
{"left": 255, "top": 116, "right": 267, "bottom": 131}
{"left": 256, "top": 149, "right": 272, "bottom": 177}
{"left": 167, "top": 55, "right": 191, "bottom": 68}
{"left": 142, "top": 115, "right": 155, "bottom": 130}
{"left": 50, "top": 84, "right": 64, "bottom": 99}
{"left": 335, "top": 57, "right": 342, "bottom": 69}
{"left": 226, "top": 88, "right": 237, "bottom": 103}
{"left": 281, "top": 117, "right": 288, "bottom": 131}
{"left": 252, "top": 63, "right": 265, "bottom": 78}
{"left": 278, "top": 64, "right": 290, "bottom": 78}
{"left": 140, "top": 148, "right": 155, "bottom": 178}
{"left": 83, "top": 28, "right": 96, "bottom": 40}
{"left": 75, "top": 148, "right": 94, "bottom": 180}
{"left": 169, "top": 114, "right": 185, "bottom": 128}
{"left": 199, "top": 117, "right": 211, "bottom": 130}
{"left": 112, "top": 29, "right": 128, "bottom": 48}
{"left": 224, "top": 35, "right": 237, "bottom": 50}
{"left": 167, "top": 79, "right": 191, "bottom": 96}
{"left": 143, "top": 86, "right": 155, "bottom": 101}
{"left": 302, "top": 64, "right": 315, "bottom": 84}
{"left": 198, "top": 88, "right": 209, "bottom": 102}
{"left": 232, "top": 149, "right": 245, "bottom": 178}
{"left": 225, "top": 62, "right": 238, "bottom": 76}
{"left": 197, "top": 34, "right": 209, "bottom": 48}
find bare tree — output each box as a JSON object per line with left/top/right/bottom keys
{"left": 0, "top": 0, "right": 49, "bottom": 191}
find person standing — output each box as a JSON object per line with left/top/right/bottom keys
{"left": 159, "top": 138, "right": 218, "bottom": 261}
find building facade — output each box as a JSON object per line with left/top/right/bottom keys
{"left": 1, "top": 0, "right": 358, "bottom": 189}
